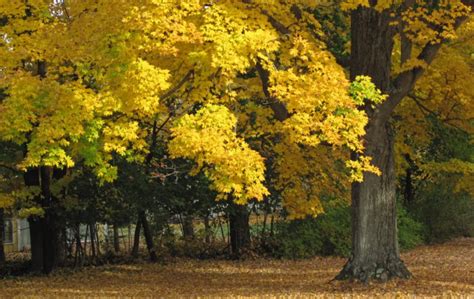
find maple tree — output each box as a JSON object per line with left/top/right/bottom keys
{"left": 0, "top": 0, "right": 472, "bottom": 280}
{"left": 0, "top": 0, "right": 371, "bottom": 272}
{"left": 328, "top": 0, "right": 472, "bottom": 282}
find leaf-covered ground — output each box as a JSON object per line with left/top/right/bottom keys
{"left": 0, "top": 238, "right": 473, "bottom": 298}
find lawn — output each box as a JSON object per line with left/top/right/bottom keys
{"left": 0, "top": 238, "right": 472, "bottom": 298}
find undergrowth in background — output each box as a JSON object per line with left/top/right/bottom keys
{"left": 261, "top": 201, "right": 426, "bottom": 259}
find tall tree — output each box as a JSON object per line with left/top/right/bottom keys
{"left": 336, "top": 0, "right": 471, "bottom": 281}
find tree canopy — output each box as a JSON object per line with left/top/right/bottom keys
{"left": 0, "top": 0, "right": 472, "bottom": 281}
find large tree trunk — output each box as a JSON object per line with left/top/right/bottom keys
{"left": 338, "top": 120, "right": 410, "bottom": 281}
{"left": 25, "top": 63, "right": 59, "bottom": 274}
{"left": 42, "top": 214, "right": 60, "bottom": 274}
{"left": 40, "top": 167, "right": 60, "bottom": 274}
{"left": 24, "top": 168, "right": 44, "bottom": 273}
{"left": 0, "top": 208, "right": 6, "bottom": 266}
{"left": 24, "top": 167, "right": 60, "bottom": 274}
{"left": 229, "top": 204, "right": 250, "bottom": 258}
{"left": 28, "top": 218, "right": 44, "bottom": 272}
{"left": 337, "top": 5, "right": 410, "bottom": 282}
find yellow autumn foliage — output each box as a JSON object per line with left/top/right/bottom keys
{"left": 0, "top": 0, "right": 470, "bottom": 216}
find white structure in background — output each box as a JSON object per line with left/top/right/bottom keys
{"left": 2, "top": 218, "right": 30, "bottom": 253}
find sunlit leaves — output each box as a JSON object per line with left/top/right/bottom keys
{"left": 169, "top": 105, "right": 269, "bottom": 203}
{"left": 349, "top": 76, "right": 387, "bottom": 107}
{"left": 3, "top": 0, "right": 468, "bottom": 218}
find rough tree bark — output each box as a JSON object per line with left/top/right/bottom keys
{"left": 337, "top": 121, "right": 411, "bottom": 281}
{"left": 336, "top": 5, "right": 411, "bottom": 282}
{"left": 229, "top": 203, "right": 251, "bottom": 258}
{"left": 336, "top": 0, "right": 469, "bottom": 281}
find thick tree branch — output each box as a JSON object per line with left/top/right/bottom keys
{"left": 255, "top": 62, "right": 289, "bottom": 122}
{"left": 400, "top": 0, "right": 416, "bottom": 64}
{"left": 379, "top": 14, "right": 470, "bottom": 120}
{"left": 160, "top": 70, "right": 193, "bottom": 101}
{"left": 245, "top": 2, "right": 299, "bottom": 121}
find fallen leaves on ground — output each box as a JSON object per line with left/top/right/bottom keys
{"left": 0, "top": 238, "right": 473, "bottom": 298}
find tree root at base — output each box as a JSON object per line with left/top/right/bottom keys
{"left": 335, "top": 256, "right": 411, "bottom": 283}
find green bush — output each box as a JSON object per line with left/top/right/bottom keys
{"left": 267, "top": 201, "right": 351, "bottom": 259}
{"left": 412, "top": 185, "right": 474, "bottom": 243}
{"left": 273, "top": 219, "right": 325, "bottom": 259}
{"left": 397, "top": 204, "right": 426, "bottom": 250}
{"left": 265, "top": 200, "right": 426, "bottom": 259}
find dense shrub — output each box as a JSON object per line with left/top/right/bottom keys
{"left": 263, "top": 201, "right": 350, "bottom": 259}
{"left": 412, "top": 185, "right": 474, "bottom": 243}
{"left": 397, "top": 204, "right": 426, "bottom": 250}
{"left": 264, "top": 200, "right": 426, "bottom": 258}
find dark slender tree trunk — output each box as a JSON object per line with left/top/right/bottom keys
{"left": 95, "top": 225, "right": 101, "bottom": 256}
{"left": 0, "top": 208, "right": 5, "bottom": 266}
{"left": 139, "top": 211, "right": 158, "bottom": 262}
{"left": 218, "top": 215, "right": 226, "bottom": 243}
{"left": 74, "top": 225, "right": 83, "bottom": 266}
{"left": 131, "top": 218, "right": 141, "bottom": 257}
{"left": 89, "top": 223, "right": 96, "bottom": 260}
{"left": 56, "top": 228, "right": 67, "bottom": 266}
{"left": 404, "top": 168, "right": 414, "bottom": 205}
{"left": 337, "top": 5, "right": 410, "bottom": 282}
{"left": 403, "top": 154, "right": 415, "bottom": 206}
{"left": 182, "top": 215, "right": 195, "bottom": 240}
{"left": 229, "top": 204, "right": 250, "bottom": 258}
{"left": 113, "top": 224, "right": 120, "bottom": 253}
{"left": 203, "top": 214, "right": 211, "bottom": 244}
